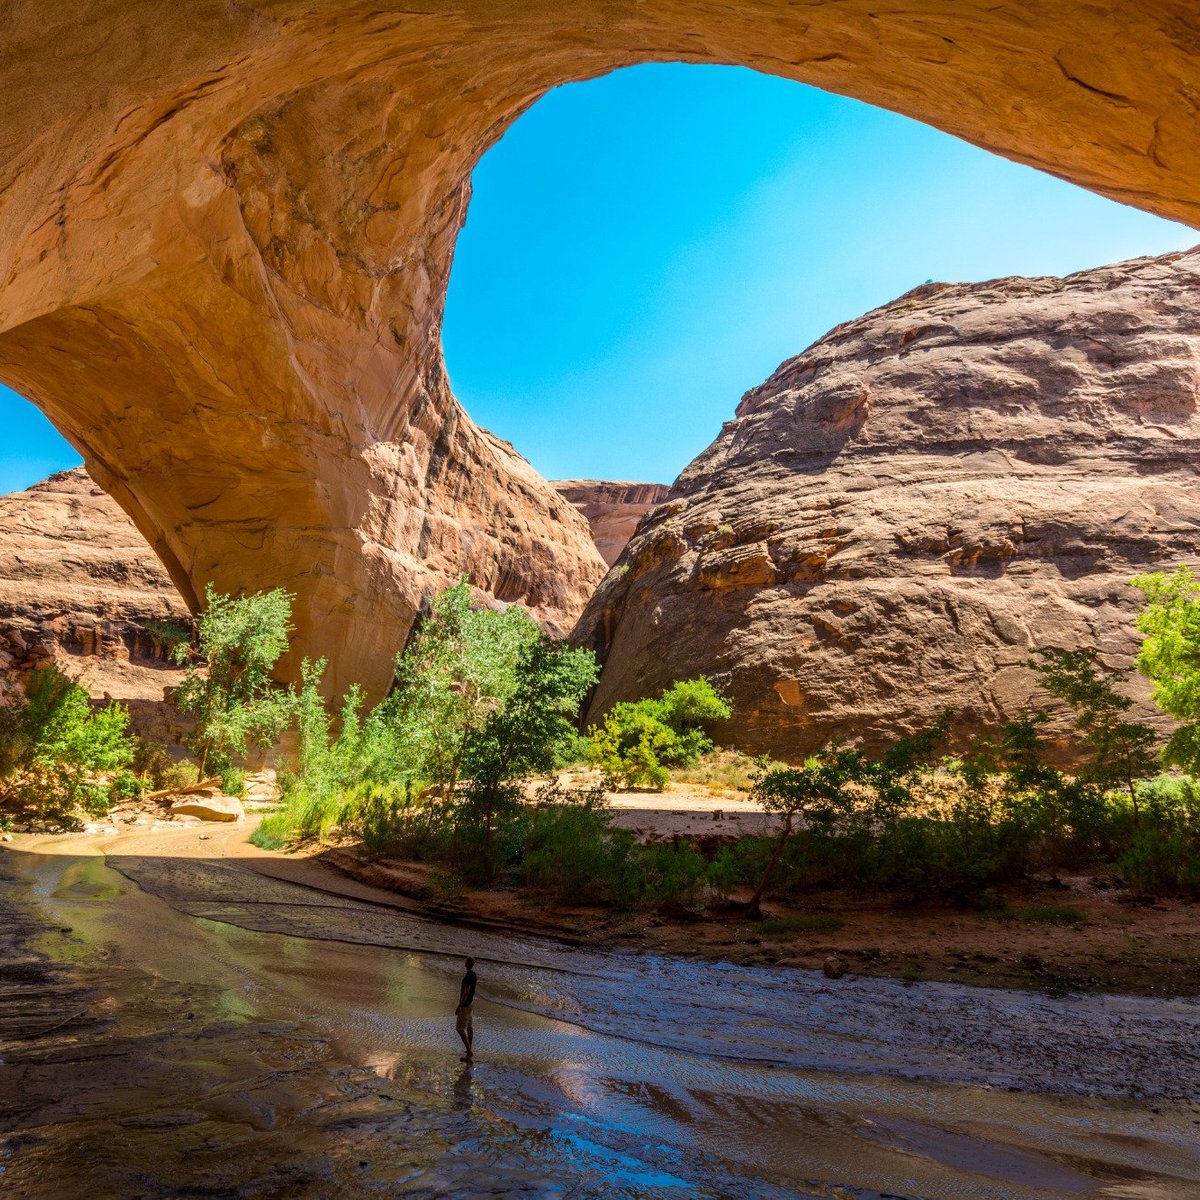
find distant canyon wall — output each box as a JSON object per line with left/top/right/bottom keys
{"left": 0, "top": 469, "right": 187, "bottom": 678}
{"left": 553, "top": 481, "right": 671, "bottom": 566}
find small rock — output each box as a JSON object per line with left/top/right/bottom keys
{"left": 823, "top": 954, "right": 847, "bottom": 980}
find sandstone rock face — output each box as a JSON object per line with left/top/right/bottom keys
{"left": 1, "top": 3, "right": 1197, "bottom": 698}
{"left": 574, "top": 250, "right": 1200, "bottom": 760}
{"left": 0, "top": 468, "right": 188, "bottom": 680}
{"left": 554, "top": 481, "right": 671, "bottom": 566}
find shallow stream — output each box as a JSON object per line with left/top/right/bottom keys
{"left": 3, "top": 824, "right": 1199, "bottom": 1198}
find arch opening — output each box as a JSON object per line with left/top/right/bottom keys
{"left": 442, "top": 62, "right": 1196, "bottom": 491}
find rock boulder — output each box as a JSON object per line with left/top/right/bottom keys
{"left": 170, "top": 794, "right": 244, "bottom": 823}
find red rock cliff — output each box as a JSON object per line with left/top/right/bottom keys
{"left": 574, "top": 249, "right": 1200, "bottom": 760}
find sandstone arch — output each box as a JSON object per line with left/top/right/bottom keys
{"left": 2, "top": 1, "right": 1197, "bottom": 697}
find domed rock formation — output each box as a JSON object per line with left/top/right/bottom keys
{"left": 1, "top": 2, "right": 1198, "bottom": 698}
{"left": 574, "top": 249, "right": 1200, "bottom": 759}
{"left": 553, "top": 481, "right": 671, "bottom": 566}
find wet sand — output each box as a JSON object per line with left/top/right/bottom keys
{"left": 3, "top": 821, "right": 1200, "bottom": 1198}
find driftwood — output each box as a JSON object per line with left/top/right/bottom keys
{"left": 144, "top": 777, "right": 221, "bottom": 802}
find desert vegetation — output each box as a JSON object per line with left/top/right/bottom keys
{"left": 4, "top": 568, "right": 1200, "bottom": 927}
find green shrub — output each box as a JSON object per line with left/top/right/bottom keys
{"left": 0, "top": 664, "right": 137, "bottom": 825}
{"left": 636, "top": 841, "right": 710, "bottom": 913}
{"left": 990, "top": 904, "right": 1085, "bottom": 925}
{"left": 158, "top": 759, "right": 202, "bottom": 793}
{"left": 588, "top": 677, "right": 731, "bottom": 790}
{"left": 519, "top": 787, "right": 635, "bottom": 904}
{"left": 250, "top": 811, "right": 292, "bottom": 850}
{"left": 219, "top": 766, "right": 247, "bottom": 797}
{"left": 1118, "top": 827, "right": 1200, "bottom": 899}
{"left": 110, "top": 769, "right": 145, "bottom": 802}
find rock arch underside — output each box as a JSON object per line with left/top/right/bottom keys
{"left": 3, "top": 2, "right": 1200, "bottom": 700}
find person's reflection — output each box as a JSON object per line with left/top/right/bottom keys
{"left": 453, "top": 1063, "right": 474, "bottom": 1111}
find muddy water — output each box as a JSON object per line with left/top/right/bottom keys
{"left": 3, "top": 825, "right": 1200, "bottom": 1198}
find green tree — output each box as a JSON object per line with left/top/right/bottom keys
{"left": 458, "top": 636, "right": 598, "bottom": 856}
{"left": 1029, "top": 647, "right": 1158, "bottom": 824}
{"left": 1132, "top": 565, "right": 1200, "bottom": 774}
{"left": 172, "top": 584, "right": 295, "bottom": 777}
{"left": 255, "top": 580, "right": 594, "bottom": 854}
{"left": 747, "top": 746, "right": 865, "bottom": 919}
{"left": 0, "top": 663, "right": 135, "bottom": 824}
{"left": 378, "top": 579, "right": 543, "bottom": 795}
{"left": 588, "top": 677, "right": 731, "bottom": 790}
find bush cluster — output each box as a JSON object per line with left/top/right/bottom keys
{"left": 254, "top": 580, "right": 600, "bottom": 879}
{"left": 13, "top": 561, "right": 1200, "bottom": 919}
{"left": 587, "top": 677, "right": 731, "bottom": 789}
{"left": 0, "top": 665, "right": 140, "bottom": 827}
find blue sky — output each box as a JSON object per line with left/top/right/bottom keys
{"left": 2, "top": 63, "right": 1195, "bottom": 494}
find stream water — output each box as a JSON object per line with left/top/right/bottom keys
{"left": 3, "top": 824, "right": 1200, "bottom": 1198}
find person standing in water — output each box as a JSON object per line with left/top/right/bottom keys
{"left": 456, "top": 956, "right": 477, "bottom": 1061}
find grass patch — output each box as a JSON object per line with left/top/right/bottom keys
{"left": 249, "top": 812, "right": 292, "bottom": 850}
{"left": 671, "top": 750, "right": 782, "bottom": 793}
{"left": 991, "top": 903, "right": 1085, "bottom": 926}
{"left": 755, "top": 913, "right": 844, "bottom": 938}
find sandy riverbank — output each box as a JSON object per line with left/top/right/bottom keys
{"left": 63, "top": 777, "right": 1200, "bottom": 998}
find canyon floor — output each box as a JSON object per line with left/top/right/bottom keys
{"left": 314, "top": 775, "right": 1200, "bottom": 1001}
{"left": 3, "top": 820, "right": 1200, "bottom": 1198}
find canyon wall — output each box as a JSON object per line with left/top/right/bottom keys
{"left": 0, "top": 468, "right": 639, "bottom": 694}
{"left": 2, "top": 2, "right": 1198, "bottom": 697}
{"left": 574, "top": 250, "right": 1200, "bottom": 759}
{"left": 553, "top": 481, "right": 671, "bottom": 566}
{"left": 0, "top": 469, "right": 189, "bottom": 734}
{"left": 0, "top": 469, "right": 187, "bottom": 669}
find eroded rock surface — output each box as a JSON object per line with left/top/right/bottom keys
{"left": 554, "top": 481, "right": 670, "bottom": 566}
{"left": 2, "top": 2, "right": 1198, "bottom": 696}
{"left": 0, "top": 469, "right": 187, "bottom": 675}
{"left": 0, "top": 467, "right": 194, "bottom": 740}
{"left": 575, "top": 250, "right": 1200, "bottom": 759}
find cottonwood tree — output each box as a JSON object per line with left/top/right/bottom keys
{"left": 1132, "top": 565, "right": 1200, "bottom": 778}
{"left": 172, "top": 585, "right": 295, "bottom": 779}
{"left": 1029, "top": 647, "right": 1158, "bottom": 825}
{"left": 381, "top": 579, "right": 542, "bottom": 796}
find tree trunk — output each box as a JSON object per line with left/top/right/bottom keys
{"left": 745, "top": 815, "right": 792, "bottom": 921}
